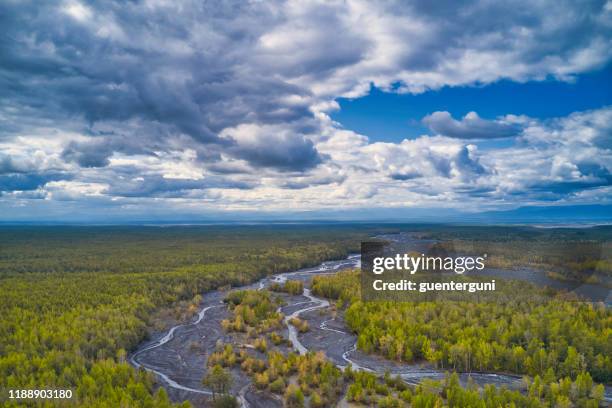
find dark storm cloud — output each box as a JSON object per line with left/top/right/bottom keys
{"left": 423, "top": 112, "right": 522, "bottom": 139}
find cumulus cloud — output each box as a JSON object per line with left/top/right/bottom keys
{"left": 361, "top": 137, "right": 487, "bottom": 182}
{"left": 0, "top": 154, "right": 35, "bottom": 174}
{"left": 423, "top": 111, "right": 522, "bottom": 139}
{"left": 482, "top": 107, "right": 612, "bottom": 201}
{"left": 0, "top": 0, "right": 611, "bottom": 215}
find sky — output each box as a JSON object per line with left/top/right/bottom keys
{"left": 332, "top": 65, "right": 612, "bottom": 142}
{"left": 0, "top": 0, "right": 611, "bottom": 222}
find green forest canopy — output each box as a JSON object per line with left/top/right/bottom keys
{"left": 0, "top": 224, "right": 609, "bottom": 407}
{"left": 0, "top": 225, "right": 369, "bottom": 407}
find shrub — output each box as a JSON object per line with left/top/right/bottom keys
{"left": 254, "top": 337, "right": 267, "bottom": 353}
{"left": 310, "top": 391, "right": 325, "bottom": 408}
{"left": 289, "top": 317, "right": 309, "bottom": 333}
{"left": 284, "top": 384, "right": 305, "bottom": 408}
{"left": 254, "top": 371, "right": 269, "bottom": 389}
{"left": 269, "top": 377, "right": 285, "bottom": 394}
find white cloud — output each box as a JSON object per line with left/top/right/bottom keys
{"left": 62, "top": 2, "right": 92, "bottom": 22}
{"left": 1, "top": 0, "right": 611, "bottom": 216}
{"left": 45, "top": 180, "right": 108, "bottom": 200}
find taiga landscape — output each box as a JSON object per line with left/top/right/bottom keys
{"left": 1, "top": 225, "right": 610, "bottom": 407}
{"left": 1, "top": 0, "right": 611, "bottom": 406}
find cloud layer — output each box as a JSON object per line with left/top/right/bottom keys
{"left": 0, "top": 0, "right": 611, "bottom": 218}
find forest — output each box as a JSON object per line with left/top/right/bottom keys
{"left": 1, "top": 224, "right": 610, "bottom": 407}
{"left": 208, "top": 282, "right": 607, "bottom": 407}
{"left": 312, "top": 270, "right": 610, "bottom": 405}
{"left": 0, "top": 225, "right": 369, "bottom": 407}
{"left": 344, "top": 369, "right": 605, "bottom": 407}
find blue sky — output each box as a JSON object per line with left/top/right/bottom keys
{"left": 0, "top": 0, "right": 611, "bottom": 222}
{"left": 332, "top": 64, "right": 612, "bottom": 143}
